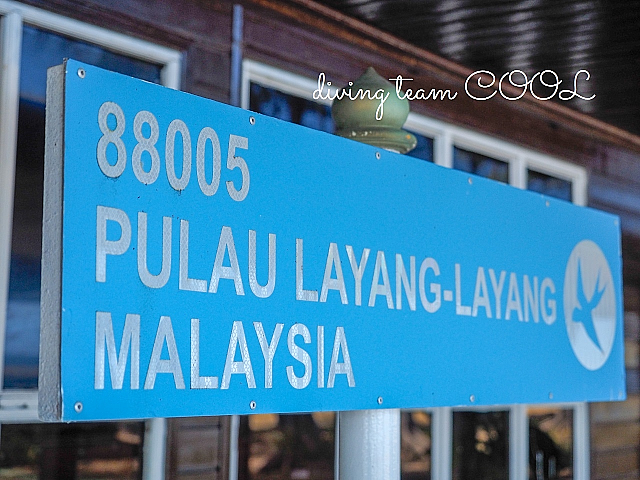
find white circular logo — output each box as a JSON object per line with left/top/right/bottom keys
{"left": 564, "top": 240, "right": 616, "bottom": 370}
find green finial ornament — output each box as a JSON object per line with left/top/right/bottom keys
{"left": 331, "top": 67, "right": 417, "bottom": 154}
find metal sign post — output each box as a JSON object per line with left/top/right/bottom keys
{"left": 331, "top": 67, "right": 418, "bottom": 480}
{"left": 339, "top": 409, "right": 400, "bottom": 480}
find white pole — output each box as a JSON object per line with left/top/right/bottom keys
{"left": 338, "top": 409, "right": 400, "bottom": 480}
{"left": 574, "top": 403, "right": 590, "bottom": 480}
{"left": 332, "top": 67, "right": 413, "bottom": 480}
{"left": 142, "top": 418, "right": 167, "bottom": 480}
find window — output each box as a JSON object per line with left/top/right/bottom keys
{"left": 453, "top": 147, "right": 509, "bottom": 184}
{"left": 402, "top": 410, "right": 432, "bottom": 479}
{"left": 452, "top": 410, "right": 510, "bottom": 480}
{"left": 408, "top": 134, "right": 435, "bottom": 163}
{"left": 0, "top": 2, "right": 180, "bottom": 478}
{"left": 249, "top": 83, "right": 334, "bottom": 133}
{"left": 0, "top": 422, "right": 145, "bottom": 479}
{"left": 241, "top": 413, "right": 336, "bottom": 480}
{"left": 528, "top": 407, "right": 574, "bottom": 480}
{"left": 5, "top": 24, "right": 163, "bottom": 390}
{"left": 242, "top": 59, "right": 590, "bottom": 480}
{"left": 527, "top": 170, "right": 572, "bottom": 202}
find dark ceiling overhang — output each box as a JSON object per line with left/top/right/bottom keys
{"left": 316, "top": 0, "right": 640, "bottom": 138}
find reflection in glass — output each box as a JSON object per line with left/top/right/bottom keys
{"left": 401, "top": 411, "right": 431, "bottom": 479}
{"left": 528, "top": 407, "right": 573, "bottom": 480}
{"left": 527, "top": 170, "right": 572, "bottom": 202}
{"left": 240, "top": 413, "right": 335, "bottom": 480}
{"left": 452, "top": 410, "right": 509, "bottom": 480}
{"left": 250, "top": 84, "right": 434, "bottom": 162}
{"left": 407, "top": 133, "right": 434, "bottom": 163}
{"left": 453, "top": 147, "right": 509, "bottom": 183}
{"left": 250, "top": 83, "right": 334, "bottom": 133}
{"left": 0, "top": 422, "right": 143, "bottom": 479}
{"left": 4, "top": 25, "right": 162, "bottom": 389}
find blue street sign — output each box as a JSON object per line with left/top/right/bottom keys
{"left": 39, "top": 60, "right": 624, "bottom": 421}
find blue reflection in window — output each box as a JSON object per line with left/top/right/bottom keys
{"left": 4, "top": 26, "right": 162, "bottom": 389}
{"left": 453, "top": 147, "right": 509, "bottom": 183}
{"left": 5, "top": 255, "right": 41, "bottom": 388}
{"left": 407, "top": 132, "right": 434, "bottom": 162}
{"left": 250, "top": 83, "right": 434, "bottom": 161}
{"left": 527, "top": 170, "right": 572, "bottom": 202}
{"left": 250, "top": 83, "right": 334, "bottom": 133}
{"left": 20, "top": 25, "right": 161, "bottom": 105}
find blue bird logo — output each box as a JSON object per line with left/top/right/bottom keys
{"left": 572, "top": 261, "right": 607, "bottom": 351}
{"left": 564, "top": 240, "right": 616, "bottom": 370}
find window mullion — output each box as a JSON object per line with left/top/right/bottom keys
{"left": 435, "top": 131, "right": 453, "bottom": 168}
{"left": 0, "top": 390, "right": 38, "bottom": 422}
{"left": 0, "top": 10, "right": 22, "bottom": 392}
{"left": 161, "top": 59, "right": 181, "bottom": 90}
{"left": 573, "top": 172, "right": 588, "bottom": 207}
{"left": 510, "top": 155, "right": 526, "bottom": 189}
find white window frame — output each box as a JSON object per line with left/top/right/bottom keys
{"left": 0, "top": 2, "right": 180, "bottom": 477}
{"left": 242, "top": 59, "right": 590, "bottom": 480}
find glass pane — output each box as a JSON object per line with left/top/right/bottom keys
{"left": 452, "top": 410, "right": 509, "bottom": 480}
{"left": 453, "top": 147, "right": 509, "bottom": 183}
{"left": 527, "top": 170, "right": 572, "bottom": 202}
{"left": 528, "top": 407, "right": 573, "bottom": 480}
{"left": 250, "top": 83, "right": 335, "bottom": 133}
{"left": 4, "top": 25, "right": 162, "bottom": 389}
{"left": 241, "top": 413, "right": 335, "bottom": 480}
{"left": 407, "top": 133, "right": 434, "bottom": 163}
{"left": 0, "top": 422, "right": 144, "bottom": 479}
{"left": 401, "top": 411, "right": 431, "bottom": 480}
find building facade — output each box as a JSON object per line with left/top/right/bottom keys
{"left": 0, "top": 0, "right": 638, "bottom": 478}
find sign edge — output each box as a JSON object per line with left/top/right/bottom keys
{"left": 38, "top": 62, "right": 65, "bottom": 422}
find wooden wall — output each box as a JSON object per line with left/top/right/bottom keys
{"left": 17, "top": 0, "right": 640, "bottom": 477}
{"left": 591, "top": 285, "right": 640, "bottom": 480}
